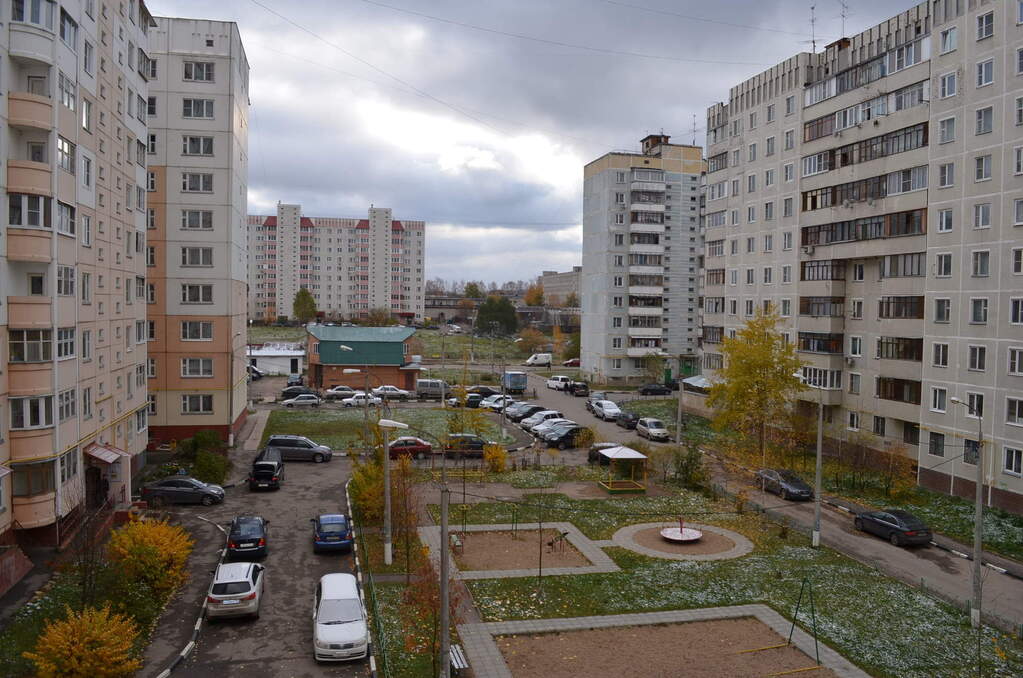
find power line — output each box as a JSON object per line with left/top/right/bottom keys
{"left": 355, "top": 0, "right": 771, "bottom": 66}
{"left": 598, "top": 0, "right": 831, "bottom": 40}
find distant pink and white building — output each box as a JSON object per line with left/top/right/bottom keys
{"left": 247, "top": 204, "right": 426, "bottom": 322}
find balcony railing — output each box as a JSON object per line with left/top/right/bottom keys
{"left": 802, "top": 209, "right": 926, "bottom": 246}
{"left": 797, "top": 332, "right": 844, "bottom": 354}
{"left": 876, "top": 377, "right": 921, "bottom": 405}
{"left": 878, "top": 296, "right": 924, "bottom": 319}
{"left": 799, "top": 297, "right": 844, "bottom": 317}
{"left": 876, "top": 337, "right": 923, "bottom": 361}
{"left": 703, "top": 326, "right": 724, "bottom": 344}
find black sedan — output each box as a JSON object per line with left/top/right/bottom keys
{"left": 615, "top": 411, "right": 639, "bottom": 429}
{"left": 466, "top": 385, "right": 502, "bottom": 397}
{"left": 755, "top": 469, "right": 814, "bottom": 501}
{"left": 638, "top": 383, "right": 672, "bottom": 396}
{"left": 227, "top": 515, "right": 269, "bottom": 559}
{"left": 141, "top": 476, "right": 225, "bottom": 506}
{"left": 855, "top": 509, "right": 932, "bottom": 546}
{"left": 281, "top": 385, "right": 318, "bottom": 399}
{"left": 546, "top": 426, "right": 590, "bottom": 450}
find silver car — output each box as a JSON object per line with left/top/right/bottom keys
{"left": 282, "top": 393, "right": 322, "bottom": 408}
{"left": 206, "top": 562, "right": 265, "bottom": 620}
{"left": 637, "top": 417, "right": 670, "bottom": 441}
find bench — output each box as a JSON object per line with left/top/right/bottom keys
{"left": 449, "top": 533, "right": 463, "bottom": 553}
{"left": 450, "top": 643, "right": 469, "bottom": 674}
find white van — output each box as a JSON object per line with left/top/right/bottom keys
{"left": 524, "top": 353, "right": 552, "bottom": 367}
{"left": 313, "top": 573, "right": 368, "bottom": 662}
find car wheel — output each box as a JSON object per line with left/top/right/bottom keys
{"left": 253, "top": 609, "right": 260, "bottom": 620}
{"left": 201, "top": 495, "right": 214, "bottom": 506}
{"left": 313, "top": 453, "right": 325, "bottom": 463}
{"left": 854, "top": 518, "right": 864, "bottom": 531}
{"left": 780, "top": 489, "right": 789, "bottom": 501}
{"left": 558, "top": 442, "right": 568, "bottom": 450}
{"left": 889, "top": 532, "right": 903, "bottom": 547}
{"left": 286, "top": 404, "right": 293, "bottom": 408}
{"left": 313, "top": 404, "right": 320, "bottom": 408}
{"left": 149, "top": 495, "right": 167, "bottom": 509}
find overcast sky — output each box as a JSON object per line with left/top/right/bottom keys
{"left": 152, "top": 0, "right": 905, "bottom": 283}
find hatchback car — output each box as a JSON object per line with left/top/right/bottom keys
{"left": 592, "top": 400, "right": 621, "bottom": 421}
{"left": 248, "top": 459, "right": 284, "bottom": 490}
{"left": 562, "top": 358, "right": 580, "bottom": 367}
{"left": 311, "top": 514, "right": 353, "bottom": 552}
{"left": 141, "top": 476, "right": 225, "bottom": 506}
{"left": 444, "top": 433, "right": 490, "bottom": 459}
{"left": 342, "top": 393, "right": 383, "bottom": 408}
{"left": 447, "top": 393, "right": 483, "bottom": 408}
{"left": 371, "top": 385, "right": 411, "bottom": 401}
{"left": 227, "top": 516, "right": 269, "bottom": 559}
{"left": 287, "top": 374, "right": 304, "bottom": 386}
{"left": 389, "top": 436, "right": 434, "bottom": 459}
{"left": 283, "top": 393, "right": 322, "bottom": 408}
{"left": 855, "top": 509, "right": 932, "bottom": 547}
{"left": 638, "top": 383, "right": 672, "bottom": 396}
{"left": 636, "top": 417, "right": 670, "bottom": 441}
{"left": 324, "top": 385, "right": 357, "bottom": 400}
{"left": 755, "top": 469, "right": 814, "bottom": 501}
{"left": 616, "top": 411, "right": 640, "bottom": 429}
{"left": 313, "top": 573, "right": 368, "bottom": 661}
{"left": 265, "top": 435, "right": 333, "bottom": 462}
{"left": 207, "top": 562, "right": 265, "bottom": 621}
{"left": 547, "top": 426, "right": 589, "bottom": 450}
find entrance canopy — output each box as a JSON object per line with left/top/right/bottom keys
{"left": 85, "top": 443, "right": 127, "bottom": 464}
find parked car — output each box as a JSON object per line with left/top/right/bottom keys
{"left": 287, "top": 374, "right": 303, "bottom": 386}
{"left": 313, "top": 573, "right": 369, "bottom": 661}
{"left": 142, "top": 476, "right": 225, "bottom": 506}
{"left": 546, "top": 375, "right": 571, "bottom": 390}
{"left": 854, "top": 509, "right": 932, "bottom": 547}
{"left": 341, "top": 393, "right": 382, "bottom": 408}
{"left": 310, "top": 514, "right": 353, "bottom": 553}
{"left": 388, "top": 436, "right": 434, "bottom": 459}
{"left": 443, "top": 433, "right": 491, "bottom": 459}
{"left": 265, "top": 435, "right": 333, "bottom": 463}
{"left": 481, "top": 395, "right": 514, "bottom": 411}
{"left": 520, "top": 410, "right": 563, "bottom": 430}
{"left": 531, "top": 418, "right": 573, "bottom": 437}
{"left": 324, "top": 385, "right": 357, "bottom": 400}
{"left": 227, "top": 516, "right": 269, "bottom": 560}
{"left": 562, "top": 358, "right": 580, "bottom": 367}
{"left": 445, "top": 324, "right": 463, "bottom": 334}
{"left": 616, "top": 411, "right": 639, "bottom": 429}
{"left": 587, "top": 442, "right": 619, "bottom": 465}
{"left": 371, "top": 385, "right": 411, "bottom": 401}
{"left": 638, "top": 383, "right": 672, "bottom": 396}
{"left": 248, "top": 365, "right": 266, "bottom": 380}
{"left": 508, "top": 404, "right": 544, "bottom": 422}
{"left": 636, "top": 417, "right": 670, "bottom": 441}
{"left": 281, "top": 386, "right": 318, "bottom": 399}
{"left": 585, "top": 392, "right": 609, "bottom": 413}
{"left": 566, "top": 381, "right": 589, "bottom": 397}
{"left": 415, "top": 379, "right": 451, "bottom": 401}
{"left": 248, "top": 453, "right": 284, "bottom": 490}
{"left": 466, "top": 385, "right": 502, "bottom": 397}
{"left": 539, "top": 420, "right": 579, "bottom": 442}
{"left": 547, "top": 426, "right": 590, "bottom": 450}
{"left": 755, "top": 469, "right": 814, "bottom": 501}
{"left": 592, "top": 400, "right": 622, "bottom": 421}
{"left": 523, "top": 353, "right": 552, "bottom": 367}
{"left": 447, "top": 393, "right": 483, "bottom": 408}
{"left": 207, "top": 562, "right": 265, "bottom": 621}
{"left": 283, "top": 393, "right": 322, "bottom": 408}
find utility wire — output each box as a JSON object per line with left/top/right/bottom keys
{"left": 355, "top": 0, "right": 771, "bottom": 66}
{"left": 598, "top": 0, "right": 831, "bottom": 39}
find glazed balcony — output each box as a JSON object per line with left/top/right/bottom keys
{"left": 5, "top": 227, "right": 51, "bottom": 262}
{"left": 8, "top": 91, "right": 53, "bottom": 130}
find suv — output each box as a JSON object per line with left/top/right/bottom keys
{"left": 546, "top": 375, "right": 571, "bottom": 390}
{"left": 566, "top": 381, "right": 589, "bottom": 397}
{"left": 443, "top": 433, "right": 490, "bottom": 459}
{"left": 248, "top": 453, "right": 284, "bottom": 490}
{"left": 416, "top": 379, "right": 451, "bottom": 401}
{"left": 265, "top": 435, "right": 333, "bottom": 463}
{"left": 636, "top": 418, "right": 670, "bottom": 441}
{"left": 207, "top": 562, "right": 265, "bottom": 621}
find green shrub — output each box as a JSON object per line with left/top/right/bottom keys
{"left": 192, "top": 450, "right": 229, "bottom": 484}
{"left": 193, "top": 429, "right": 223, "bottom": 452}
{"left": 175, "top": 437, "right": 197, "bottom": 461}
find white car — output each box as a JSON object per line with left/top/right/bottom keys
{"left": 313, "top": 573, "right": 369, "bottom": 662}
{"left": 520, "top": 410, "right": 563, "bottom": 430}
{"left": 371, "top": 385, "right": 410, "bottom": 401}
{"left": 546, "top": 375, "right": 571, "bottom": 390}
{"left": 531, "top": 418, "right": 573, "bottom": 437}
{"left": 637, "top": 417, "right": 671, "bottom": 441}
{"left": 592, "top": 400, "right": 621, "bottom": 421}
{"left": 283, "top": 394, "right": 322, "bottom": 408}
{"left": 324, "top": 385, "right": 356, "bottom": 400}
{"left": 206, "top": 562, "right": 265, "bottom": 620}
{"left": 341, "top": 393, "right": 382, "bottom": 408}
{"left": 483, "top": 395, "right": 515, "bottom": 411}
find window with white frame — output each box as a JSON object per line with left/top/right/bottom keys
{"left": 938, "top": 117, "right": 956, "bottom": 143}
{"left": 975, "top": 155, "right": 992, "bottom": 181}
{"left": 183, "top": 61, "right": 215, "bottom": 82}
{"left": 181, "top": 358, "right": 213, "bottom": 377}
{"left": 8, "top": 329, "right": 52, "bottom": 362}
{"left": 57, "top": 265, "right": 75, "bottom": 296}
{"left": 939, "top": 162, "right": 954, "bottom": 187}
{"left": 181, "top": 394, "right": 214, "bottom": 414}
{"left": 181, "top": 247, "right": 213, "bottom": 267}
{"left": 181, "top": 173, "right": 213, "bottom": 193}
{"left": 976, "top": 107, "right": 993, "bottom": 135}
{"left": 56, "top": 327, "right": 75, "bottom": 359}
{"left": 1006, "top": 447, "right": 1023, "bottom": 476}
{"left": 11, "top": 395, "right": 54, "bottom": 429}
{"left": 57, "top": 389, "right": 76, "bottom": 421}
{"left": 938, "top": 208, "right": 953, "bottom": 232}
{"left": 57, "top": 137, "right": 75, "bottom": 173}
{"left": 1011, "top": 298, "right": 1023, "bottom": 325}
{"left": 967, "top": 392, "right": 984, "bottom": 418}
{"left": 847, "top": 411, "right": 859, "bottom": 431}
{"left": 934, "top": 298, "right": 951, "bottom": 323}
{"left": 931, "top": 387, "right": 947, "bottom": 412}
{"left": 969, "top": 345, "right": 987, "bottom": 371}
{"left": 971, "top": 297, "right": 989, "bottom": 324}
{"left": 971, "top": 250, "right": 990, "bottom": 277}
{"left": 939, "top": 72, "right": 957, "bottom": 98}
{"left": 940, "top": 26, "right": 957, "bottom": 53}
{"left": 181, "top": 284, "right": 213, "bottom": 304}
{"left": 976, "top": 59, "right": 993, "bottom": 87}
{"left": 181, "top": 321, "right": 213, "bottom": 340}
{"left": 976, "top": 11, "right": 993, "bottom": 40}
{"left": 1012, "top": 347, "right": 1023, "bottom": 377}
{"left": 182, "top": 98, "right": 214, "bottom": 118}
{"left": 974, "top": 203, "right": 991, "bottom": 228}
{"left": 933, "top": 342, "right": 949, "bottom": 367}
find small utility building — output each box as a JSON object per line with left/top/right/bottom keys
{"left": 306, "top": 325, "right": 421, "bottom": 390}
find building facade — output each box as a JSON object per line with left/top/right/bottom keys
{"left": 703, "top": 0, "right": 1023, "bottom": 511}
{"left": 1, "top": 0, "right": 155, "bottom": 546}
{"left": 145, "top": 17, "right": 249, "bottom": 445}
{"left": 305, "top": 325, "right": 420, "bottom": 391}
{"left": 539, "top": 266, "right": 581, "bottom": 306}
{"left": 581, "top": 135, "right": 704, "bottom": 381}
{"left": 248, "top": 204, "right": 426, "bottom": 324}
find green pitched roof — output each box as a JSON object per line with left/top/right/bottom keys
{"left": 306, "top": 325, "right": 415, "bottom": 343}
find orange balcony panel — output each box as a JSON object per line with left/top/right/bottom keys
{"left": 14, "top": 494, "right": 58, "bottom": 529}
{"left": 8, "top": 92, "right": 53, "bottom": 130}
{"left": 7, "top": 296, "right": 51, "bottom": 328}
{"left": 5, "top": 228, "right": 51, "bottom": 263}
{"left": 9, "top": 427, "right": 56, "bottom": 462}
{"left": 8, "top": 363, "right": 54, "bottom": 395}
{"left": 7, "top": 160, "right": 52, "bottom": 196}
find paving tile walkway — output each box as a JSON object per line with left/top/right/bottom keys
{"left": 610, "top": 521, "right": 754, "bottom": 562}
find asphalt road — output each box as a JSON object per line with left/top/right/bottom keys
{"left": 160, "top": 457, "right": 366, "bottom": 678}
{"left": 522, "top": 371, "right": 1023, "bottom": 631}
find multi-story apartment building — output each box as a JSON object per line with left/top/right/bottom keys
{"left": 1, "top": 0, "right": 155, "bottom": 546}
{"left": 145, "top": 18, "right": 249, "bottom": 445}
{"left": 581, "top": 135, "right": 704, "bottom": 381}
{"left": 539, "top": 266, "right": 582, "bottom": 306}
{"left": 703, "top": 0, "right": 1023, "bottom": 512}
{"left": 248, "top": 204, "right": 426, "bottom": 323}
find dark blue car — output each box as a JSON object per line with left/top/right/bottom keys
{"left": 310, "top": 514, "right": 353, "bottom": 553}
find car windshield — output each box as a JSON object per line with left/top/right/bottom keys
{"left": 319, "top": 521, "right": 347, "bottom": 534}
{"left": 601, "top": 401, "right": 617, "bottom": 408}
{"left": 212, "top": 580, "right": 251, "bottom": 595}
{"left": 647, "top": 420, "right": 664, "bottom": 428}
{"left": 892, "top": 512, "right": 926, "bottom": 529}
{"left": 778, "top": 471, "right": 804, "bottom": 483}
{"left": 317, "top": 598, "right": 363, "bottom": 624}
{"left": 233, "top": 520, "right": 264, "bottom": 537}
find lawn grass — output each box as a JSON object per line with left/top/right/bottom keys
{"left": 370, "top": 583, "right": 435, "bottom": 678}
{"left": 613, "top": 397, "right": 714, "bottom": 439}
{"left": 260, "top": 406, "right": 516, "bottom": 450}
{"left": 445, "top": 492, "right": 1023, "bottom": 678}
{"left": 415, "top": 330, "right": 522, "bottom": 362}
{"left": 248, "top": 325, "right": 306, "bottom": 343}
{"left": 359, "top": 530, "right": 428, "bottom": 576}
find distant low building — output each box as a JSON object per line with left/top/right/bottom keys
{"left": 425, "top": 296, "right": 477, "bottom": 324}
{"left": 539, "top": 266, "right": 582, "bottom": 306}
{"left": 305, "top": 326, "right": 422, "bottom": 390}
{"left": 247, "top": 343, "right": 306, "bottom": 376}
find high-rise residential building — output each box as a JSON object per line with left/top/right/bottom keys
{"left": 145, "top": 18, "right": 249, "bottom": 446}
{"left": 581, "top": 135, "right": 704, "bottom": 381}
{"left": 703, "top": 0, "right": 1023, "bottom": 512}
{"left": 1, "top": 0, "right": 155, "bottom": 546}
{"left": 248, "top": 204, "right": 426, "bottom": 323}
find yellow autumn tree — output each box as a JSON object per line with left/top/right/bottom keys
{"left": 24, "top": 605, "right": 141, "bottom": 678}
{"left": 107, "top": 518, "right": 193, "bottom": 599}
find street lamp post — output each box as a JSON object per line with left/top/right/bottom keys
{"left": 229, "top": 331, "right": 242, "bottom": 447}
{"left": 342, "top": 367, "right": 371, "bottom": 441}
{"left": 950, "top": 396, "right": 984, "bottom": 629}
{"left": 794, "top": 370, "right": 824, "bottom": 548}
{"left": 378, "top": 418, "right": 409, "bottom": 566}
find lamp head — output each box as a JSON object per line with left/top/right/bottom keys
{"left": 378, "top": 419, "right": 409, "bottom": 430}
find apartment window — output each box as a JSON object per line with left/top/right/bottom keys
{"left": 764, "top": 202, "right": 774, "bottom": 221}
{"left": 148, "top": 395, "right": 157, "bottom": 415}
{"left": 975, "top": 155, "right": 992, "bottom": 182}
{"left": 1015, "top": 147, "right": 1023, "bottom": 175}
{"left": 1014, "top": 248, "right": 1023, "bottom": 275}
{"left": 848, "top": 373, "right": 860, "bottom": 394}
{"left": 929, "top": 432, "right": 945, "bottom": 458}
{"left": 1012, "top": 347, "right": 1023, "bottom": 375}
{"left": 611, "top": 317, "right": 622, "bottom": 328}
{"left": 852, "top": 263, "right": 864, "bottom": 282}
{"left": 782, "top": 265, "right": 792, "bottom": 283}
{"left": 57, "top": 389, "right": 76, "bottom": 421}
{"left": 82, "top": 388, "right": 92, "bottom": 420}
{"left": 784, "top": 163, "right": 794, "bottom": 182}
{"left": 182, "top": 135, "right": 214, "bottom": 156}
{"left": 967, "top": 393, "right": 984, "bottom": 419}
{"left": 57, "top": 265, "right": 75, "bottom": 296}
{"left": 1016, "top": 199, "right": 1023, "bottom": 226}
{"left": 974, "top": 203, "right": 991, "bottom": 228}
{"left": 81, "top": 330, "right": 91, "bottom": 360}
{"left": 183, "top": 61, "right": 215, "bottom": 82}
{"left": 181, "top": 284, "right": 213, "bottom": 304}
{"left": 745, "top": 268, "right": 755, "bottom": 284}
{"left": 872, "top": 416, "right": 886, "bottom": 437}
{"left": 748, "top": 143, "right": 756, "bottom": 162}
{"left": 181, "top": 321, "right": 213, "bottom": 340}
{"left": 81, "top": 272, "right": 91, "bottom": 303}
{"left": 182, "top": 98, "right": 214, "bottom": 118}
{"left": 146, "top": 246, "right": 156, "bottom": 267}
{"left": 783, "top": 198, "right": 793, "bottom": 218}
{"left": 1006, "top": 448, "right": 1023, "bottom": 476}
{"left": 1012, "top": 298, "right": 1023, "bottom": 325}
{"left": 931, "top": 387, "right": 947, "bottom": 412}
{"left": 148, "top": 134, "right": 157, "bottom": 154}
{"left": 848, "top": 411, "right": 860, "bottom": 431}
{"left": 785, "top": 95, "right": 795, "bottom": 116}
{"left": 182, "top": 210, "right": 214, "bottom": 230}
{"left": 11, "top": 396, "right": 54, "bottom": 430}
{"left": 971, "top": 250, "right": 990, "bottom": 277}
{"left": 29, "top": 273, "right": 45, "bottom": 296}
{"left": 181, "top": 394, "right": 214, "bottom": 414}
{"left": 57, "top": 137, "right": 75, "bottom": 173}
{"left": 59, "top": 9, "right": 77, "bottom": 48}
{"left": 611, "top": 337, "right": 622, "bottom": 349}
{"left": 9, "top": 329, "right": 52, "bottom": 362}
{"left": 615, "top": 171, "right": 626, "bottom": 183}
{"left": 939, "top": 72, "right": 957, "bottom": 98}
{"left": 934, "top": 298, "right": 951, "bottom": 323}
{"left": 938, "top": 162, "right": 955, "bottom": 187}
{"left": 850, "top": 299, "right": 863, "bottom": 319}
{"left": 940, "top": 26, "right": 957, "bottom": 53}
{"left": 938, "top": 209, "right": 953, "bottom": 233}
{"left": 781, "top": 299, "right": 791, "bottom": 316}
{"left": 849, "top": 336, "right": 862, "bottom": 357}
{"left": 970, "top": 298, "right": 989, "bottom": 324}
{"left": 181, "top": 173, "right": 213, "bottom": 193}
{"left": 765, "top": 136, "right": 775, "bottom": 156}
{"left": 611, "top": 359, "right": 622, "bottom": 369}
{"left": 938, "top": 117, "right": 956, "bottom": 143}
{"left": 181, "top": 358, "right": 213, "bottom": 377}
{"left": 612, "top": 276, "right": 623, "bottom": 287}
{"left": 765, "top": 169, "right": 775, "bottom": 187}
{"left": 747, "top": 206, "right": 756, "bottom": 223}
{"left": 976, "top": 107, "right": 993, "bottom": 135}
{"left": 976, "top": 11, "right": 993, "bottom": 40}
{"left": 763, "top": 267, "right": 773, "bottom": 284}
{"left": 181, "top": 247, "right": 214, "bottom": 267}
{"left": 933, "top": 342, "right": 949, "bottom": 367}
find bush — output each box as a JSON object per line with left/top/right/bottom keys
{"left": 175, "top": 437, "right": 198, "bottom": 461}
{"left": 192, "top": 449, "right": 229, "bottom": 484}
{"left": 107, "top": 519, "right": 193, "bottom": 599}
{"left": 23, "top": 605, "right": 141, "bottom": 678}
{"left": 193, "top": 429, "right": 223, "bottom": 452}
{"left": 483, "top": 445, "right": 507, "bottom": 473}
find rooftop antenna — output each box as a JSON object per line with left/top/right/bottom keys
{"left": 691, "top": 114, "right": 697, "bottom": 146}
{"left": 837, "top": 0, "right": 849, "bottom": 37}
{"left": 810, "top": 5, "right": 817, "bottom": 52}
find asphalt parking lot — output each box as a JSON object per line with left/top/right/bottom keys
{"left": 165, "top": 456, "right": 366, "bottom": 678}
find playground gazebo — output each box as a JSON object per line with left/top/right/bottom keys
{"left": 597, "top": 445, "right": 648, "bottom": 495}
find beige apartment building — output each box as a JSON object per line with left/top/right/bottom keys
{"left": 539, "top": 266, "right": 581, "bottom": 306}
{"left": 248, "top": 204, "right": 426, "bottom": 324}
{"left": 144, "top": 18, "right": 249, "bottom": 446}
{"left": 1, "top": 0, "right": 155, "bottom": 548}
{"left": 702, "top": 0, "right": 1023, "bottom": 511}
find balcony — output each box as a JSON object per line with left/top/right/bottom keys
{"left": 7, "top": 159, "right": 52, "bottom": 196}
{"left": 628, "top": 326, "right": 662, "bottom": 338}
{"left": 630, "top": 221, "right": 664, "bottom": 234}
{"left": 630, "top": 181, "right": 665, "bottom": 192}
{"left": 8, "top": 91, "right": 53, "bottom": 130}
{"left": 9, "top": 22, "right": 56, "bottom": 65}
{"left": 627, "top": 346, "right": 663, "bottom": 358}
{"left": 5, "top": 227, "right": 52, "bottom": 262}
{"left": 630, "top": 202, "right": 665, "bottom": 213}
{"left": 629, "top": 285, "right": 663, "bottom": 296}
{"left": 798, "top": 332, "right": 844, "bottom": 354}
{"left": 628, "top": 306, "right": 662, "bottom": 316}
{"left": 628, "top": 265, "right": 662, "bottom": 275}
{"left": 703, "top": 326, "right": 724, "bottom": 344}
{"left": 7, "top": 296, "right": 51, "bottom": 327}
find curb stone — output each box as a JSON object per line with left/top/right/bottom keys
{"left": 346, "top": 479, "right": 379, "bottom": 678}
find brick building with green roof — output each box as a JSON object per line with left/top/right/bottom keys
{"left": 305, "top": 325, "right": 422, "bottom": 390}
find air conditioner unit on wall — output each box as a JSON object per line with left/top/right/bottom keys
{"left": 846, "top": 357, "right": 856, "bottom": 366}
{"left": 801, "top": 245, "right": 815, "bottom": 256}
